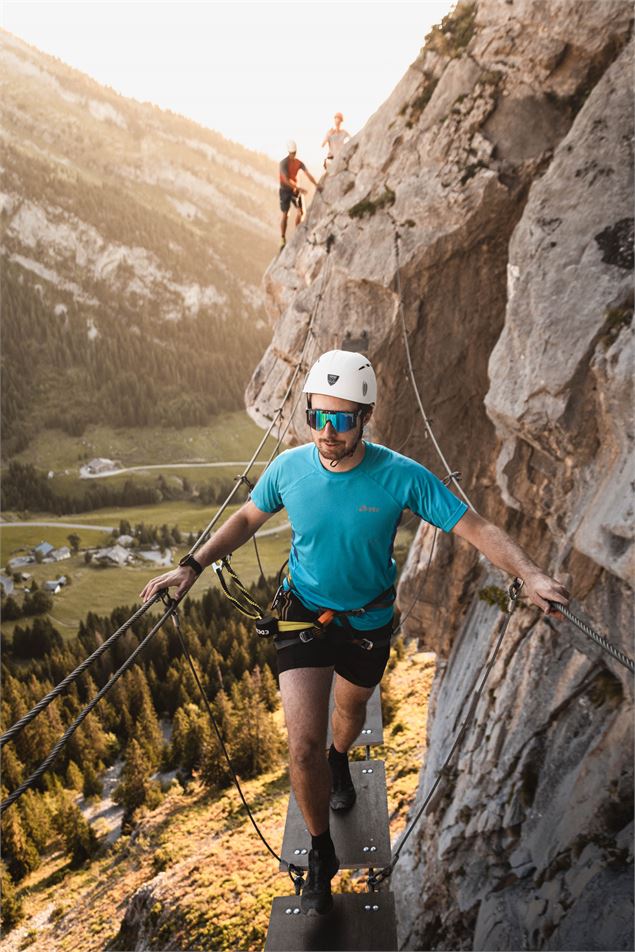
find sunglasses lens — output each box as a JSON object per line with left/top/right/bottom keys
{"left": 308, "top": 410, "right": 358, "bottom": 432}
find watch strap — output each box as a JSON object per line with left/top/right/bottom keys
{"left": 179, "top": 554, "right": 203, "bottom": 576}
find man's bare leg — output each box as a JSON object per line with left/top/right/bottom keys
{"left": 279, "top": 666, "right": 333, "bottom": 835}
{"left": 327, "top": 675, "right": 375, "bottom": 811}
{"left": 331, "top": 674, "right": 375, "bottom": 753}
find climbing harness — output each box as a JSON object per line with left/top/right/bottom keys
{"left": 212, "top": 557, "right": 396, "bottom": 652}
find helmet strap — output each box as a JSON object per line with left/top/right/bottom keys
{"left": 329, "top": 415, "right": 366, "bottom": 468}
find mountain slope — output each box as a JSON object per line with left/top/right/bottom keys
{"left": 0, "top": 30, "right": 279, "bottom": 453}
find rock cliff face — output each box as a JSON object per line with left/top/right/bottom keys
{"left": 246, "top": 2, "right": 633, "bottom": 949}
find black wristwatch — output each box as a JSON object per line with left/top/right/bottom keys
{"left": 179, "top": 553, "right": 203, "bottom": 577}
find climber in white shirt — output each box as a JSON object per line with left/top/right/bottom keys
{"left": 321, "top": 112, "right": 351, "bottom": 169}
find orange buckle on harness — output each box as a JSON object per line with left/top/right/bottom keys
{"left": 316, "top": 609, "right": 335, "bottom": 628}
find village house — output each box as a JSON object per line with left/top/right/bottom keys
{"left": 0, "top": 574, "right": 14, "bottom": 596}
{"left": 43, "top": 576, "right": 68, "bottom": 595}
{"left": 79, "top": 458, "right": 122, "bottom": 478}
{"left": 34, "top": 541, "right": 55, "bottom": 559}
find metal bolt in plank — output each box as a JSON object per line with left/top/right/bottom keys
{"left": 280, "top": 761, "right": 391, "bottom": 870}
{"left": 265, "top": 891, "right": 397, "bottom": 951}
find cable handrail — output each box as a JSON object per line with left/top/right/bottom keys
{"left": 391, "top": 224, "right": 475, "bottom": 511}
{"left": 0, "top": 244, "right": 334, "bottom": 814}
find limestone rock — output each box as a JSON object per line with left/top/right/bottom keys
{"left": 486, "top": 41, "right": 634, "bottom": 585}
{"left": 245, "top": 2, "right": 633, "bottom": 949}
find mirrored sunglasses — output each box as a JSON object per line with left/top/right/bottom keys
{"left": 306, "top": 408, "right": 361, "bottom": 433}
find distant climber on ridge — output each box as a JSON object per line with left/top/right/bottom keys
{"left": 141, "top": 349, "right": 571, "bottom": 919}
{"left": 321, "top": 111, "right": 351, "bottom": 169}
{"left": 278, "top": 140, "right": 319, "bottom": 250}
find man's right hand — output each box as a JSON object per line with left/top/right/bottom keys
{"left": 140, "top": 566, "right": 197, "bottom": 603}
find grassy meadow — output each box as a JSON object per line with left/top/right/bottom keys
{"left": 2, "top": 413, "right": 416, "bottom": 641}
{"left": 11, "top": 413, "right": 278, "bottom": 472}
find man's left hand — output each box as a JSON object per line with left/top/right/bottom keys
{"left": 523, "top": 571, "right": 570, "bottom": 616}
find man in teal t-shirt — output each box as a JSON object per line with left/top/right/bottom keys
{"left": 141, "top": 350, "right": 570, "bottom": 917}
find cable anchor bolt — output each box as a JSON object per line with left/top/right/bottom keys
{"left": 288, "top": 864, "right": 305, "bottom": 896}
{"left": 507, "top": 578, "right": 523, "bottom": 613}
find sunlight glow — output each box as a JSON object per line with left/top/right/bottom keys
{"left": 3, "top": 1, "right": 452, "bottom": 171}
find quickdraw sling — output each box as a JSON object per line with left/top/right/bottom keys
{"left": 212, "top": 558, "right": 395, "bottom": 651}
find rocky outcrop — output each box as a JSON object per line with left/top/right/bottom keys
{"left": 246, "top": 1, "right": 633, "bottom": 949}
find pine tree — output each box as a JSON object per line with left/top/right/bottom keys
{"left": 230, "top": 671, "right": 283, "bottom": 779}
{"left": 259, "top": 665, "right": 279, "bottom": 713}
{"left": 66, "top": 761, "right": 84, "bottom": 791}
{"left": 0, "top": 860, "right": 24, "bottom": 931}
{"left": 55, "top": 797, "right": 99, "bottom": 868}
{"left": 127, "top": 668, "right": 163, "bottom": 767}
{"left": 199, "top": 688, "right": 235, "bottom": 791}
{"left": 19, "top": 790, "right": 53, "bottom": 853}
{"left": 0, "top": 788, "right": 40, "bottom": 881}
{"left": 113, "top": 739, "right": 152, "bottom": 829}
{"left": 82, "top": 763, "right": 103, "bottom": 799}
{"left": 170, "top": 703, "right": 210, "bottom": 775}
{"left": 1, "top": 746, "right": 25, "bottom": 792}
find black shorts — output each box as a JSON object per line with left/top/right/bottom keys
{"left": 279, "top": 187, "right": 304, "bottom": 214}
{"left": 274, "top": 589, "right": 393, "bottom": 689}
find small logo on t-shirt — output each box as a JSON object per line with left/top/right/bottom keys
{"left": 358, "top": 504, "right": 380, "bottom": 512}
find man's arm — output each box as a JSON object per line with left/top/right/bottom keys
{"left": 301, "top": 165, "right": 319, "bottom": 188}
{"left": 452, "top": 510, "right": 570, "bottom": 613}
{"left": 140, "top": 500, "right": 273, "bottom": 602}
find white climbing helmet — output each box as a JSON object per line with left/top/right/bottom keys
{"left": 303, "top": 350, "right": 377, "bottom": 404}
{"left": 286, "top": 139, "right": 297, "bottom": 153}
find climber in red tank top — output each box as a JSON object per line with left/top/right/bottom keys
{"left": 278, "top": 139, "right": 319, "bottom": 250}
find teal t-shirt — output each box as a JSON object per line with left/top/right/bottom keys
{"left": 250, "top": 442, "right": 467, "bottom": 630}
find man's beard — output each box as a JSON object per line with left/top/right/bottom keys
{"left": 318, "top": 437, "right": 349, "bottom": 461}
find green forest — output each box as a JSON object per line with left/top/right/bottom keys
{"left": 1, "top": 579, "right": 284, "bottom": 929}
{"left": 1, "top": 263, "right": 271, "bottom": 457}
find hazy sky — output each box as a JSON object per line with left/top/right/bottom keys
{"left": 3, "top": 1, "right": 452, "bottom": 171}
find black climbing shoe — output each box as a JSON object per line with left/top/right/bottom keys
{"left": 328, "top": 745, "right": 357, "bottom": 811}
{"left": 300, "top": 848, "right": 339, "bottom": 916}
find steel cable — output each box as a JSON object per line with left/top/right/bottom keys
{"left": 0, "top": 593, "right": 163, "bottom": 750}
{"left": 391, "top": 225, "right": 475, "bottom": 511}
{"left": 369, "top": 579, "right": 522, "bottom": 887}
{"left": 0, "top": 243, "right": 333, "bottom": 801}
{"left": 187, "top": 250, "right": 332, "bottom": 556}
{"left": 551, "top": 602, "right": 634, "bottom": 673}
{"left": 0, "top": 602, "right": 174, "bottom": 815}
{"left": 169, "top": 602, "right": 304, "bottom": 890}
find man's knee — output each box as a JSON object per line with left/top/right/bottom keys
{"left": 290, "top": 737, "right": 326, "bottom": 773}
{"left": 334, "top": 696, "right": 367, "bottom": 723}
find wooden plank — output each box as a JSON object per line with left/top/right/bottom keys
{"left": 280, "top": 761, "right": 391, "bottom": 870}
{"left": 327, "top": 683, "right": 384, "bottom": 748}
{"left": 265, "top": 891, "right": 397, "bottom": 951}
